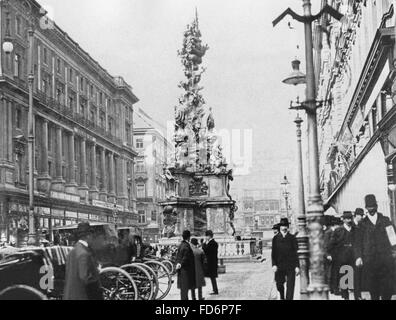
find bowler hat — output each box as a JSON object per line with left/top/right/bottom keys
{"left": 364, "top": 194, "right": 377, "bottom": 208}
{"left": 205, "top": 230, "right": 214, "bottom": 237}
{"left": 190, "top": 238, "right": 198, "bottom": 246}
{"left": 354, "top": 208, "right": 364, "bottom": 217}
{"left": 272, "top": 223, "right": 280, "bottom": 231}
{"left": 279, "top": 218, "right": 290, "bottom": 227}
{"left": 342, "top": 211, "right": 353, "bottom": 219}
{"left": 322, "top": 215, "right": 333, "bottom": 227}
{"left": 76, "top": 222, "right": 92, "bottom": 239}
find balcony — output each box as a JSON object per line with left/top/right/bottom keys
{"left": 35, "top": 91, "right": 123, "bottom": 145}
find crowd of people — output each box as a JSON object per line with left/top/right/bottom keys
{"left": 271, "top": 193, "right": 396, "bottom": 300}
{"left": 175, "top": 229, "right": 219, "bottom": 300}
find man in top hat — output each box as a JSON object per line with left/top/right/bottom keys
{"left": 63, "top": 222, "right": 103, "bottom": 300}
{"left": 354, "top": 194, "right": 396, "bottom": 300}
{"left": 202, "top": 230, "right": 219, "bottom": 295}
{"left": 353, "top": 208, "right": 365, "bottom": 300}
{"left": 328, "top": 211, "right": 356, "bottom": 299}
{"left": 271, "top": 218, "right": 299, "bottom": 300}
{"left": 175, "top": 230, "right": 196, "bottom": 300}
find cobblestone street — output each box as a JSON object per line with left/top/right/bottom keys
{"left": 165, "top": 249, "right": 292, "bottom": 300}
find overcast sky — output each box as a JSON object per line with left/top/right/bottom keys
{"left": 38, "top": 0, "right": 320, "bottom": 184}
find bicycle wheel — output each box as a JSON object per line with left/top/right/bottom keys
{"left": 144, "top": 260, "right": 172, "bottom": 300}
{"left": 121, "top": 264, "right": 154, "bottom": 300}
{"left": 0, "top": 285, "right": 48, "bottom": 300}
{"left": 99, "top": 267, "right": 138, "bottom": 300}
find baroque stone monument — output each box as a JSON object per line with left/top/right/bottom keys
{"left": 160, "top": 12, "right": 237, "bottom": 239}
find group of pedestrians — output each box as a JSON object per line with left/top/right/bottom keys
{"left": 324, "top": 194, "right": 396, "bottom": 300}
{"left": 176, "top": 230, "right": 219, "bottom": 300}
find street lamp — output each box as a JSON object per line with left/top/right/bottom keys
{"left": 273, "top": 0, "right": 344, "bottom": 300}
{"left": 2, "top": 0, "right": 37, "bottom": 246}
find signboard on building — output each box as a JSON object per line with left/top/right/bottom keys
{"left": 50, "top": 191, "right": 80, "bottom": 203}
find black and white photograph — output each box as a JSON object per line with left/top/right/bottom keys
{"left": 0, "top": 0, "right": 396, "bottom": 308}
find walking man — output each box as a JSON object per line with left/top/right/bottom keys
{"left": 63, "top": 222, "right": 103, "bottom": 300}
{"left": 271, "top": 218, "right": 300, "bottom": 300}
{"left": 354, "top": 194, "right": 396, "bottom": 300}
{"left": 175, "top": 230, "right": 196, "bottom": 300}
{"left": 328, "top": 211, "right": 356, "bottom": 300}
{"left": 190, "top": 238, "right": 207, "bottom": 300}
{"left": 202, "top": 230, "right": 219, "bottom": 295}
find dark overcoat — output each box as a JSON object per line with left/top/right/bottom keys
{"left": 202, "top": 239, "right": 219, "bottom": 278}
{"left": 353, "top": 213, "right": 396, "bottom": 293}
{"left": 271, "top": 233, "right": 299, "bottom": 271}
{"left": 63, "top": 242, "right": 103, "bottom": 300}
{"left": 192, "top": 247, "right": 207, "bottom": 288}
{"left": 175, "top": 240, "right": 196, "bottom": 290}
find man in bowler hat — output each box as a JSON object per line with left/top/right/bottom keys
{"left": 354, "top": 194, "right": 396, "bottom": 300}
{"left": 63, "top": 222, "right": 103, "bottom": 300}
{"left": 175, "top": 230, "right": 196, "bottom": 300}
{"left": 271, "top": 218, "right": 299, "bottom": 300}
{"left": 202, "top": 230, "right": 219, "bottom": 295}
{"left": 328, "top": 211, "right": 356, "bottom": 299}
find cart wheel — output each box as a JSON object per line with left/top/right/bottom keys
{"left": 144, "top": 260, "right": 172, "bottom": 300}
{"left": 99, "top": 267, "right": 138, "bottom": 300}
{"left": 161, "top": 260, "right": 175, "bottom": 275}
{"left": 0, "top": 285, "right": 48, "bottom": 300}
{"left": 121, "top": 264, "right": 154, "bottom": 300}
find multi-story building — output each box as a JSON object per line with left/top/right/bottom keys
{"left": 133, "top": 108, "right": 172, "bottom": 243}
{"left": 0, "top": 0, "right": 139, "bottom": 246}
{"left": 316, "top": 0, "right": 395, "bottom": 222}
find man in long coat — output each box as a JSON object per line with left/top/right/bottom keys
{"left": 63, "top": 222, "right": 103, "bottom": 300}
{"left": 328, "top": 211, "right": 356, "bottom": 299}
{"left": 353, "top": 208, "right": 365, "bottom": 300}
{"left": 322, "top": 215, "right": 334, "bottom": 293}
{"left": 271, "top": 218, "right": 300, "bottom": 300}
{"left": 175, "top": 230, "right": 196, "bottom": 300}
{"left": 190, "top": 238, "right": 207, "bottom": 300}
{"left": 354, "top": 194, "right": 396, "bottom": 300}
{"left": 202, "top": 230, "right": 219, "bottom": 295}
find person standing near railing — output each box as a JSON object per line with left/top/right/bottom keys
{"left": 202, "top": 230, "right": 219, "bottom": 295}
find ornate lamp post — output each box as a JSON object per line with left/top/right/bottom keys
{"left": 282, "top": 58, "right": 310, "bottom": 299}
{"left": 274, "top": 0, "right": 344, "bottom": 299}
{"left": 280, "top": 175, "right": 290, "bottom": 221}
{"left": 2, "top": 0, "right": 37, "bottom": 246}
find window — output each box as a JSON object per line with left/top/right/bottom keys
{"left": 136, "top": 138, "right": 144, "bottom": 149}
{"left": 48, "top": 161, "right": 53, "bottom": 176}
{"left": 68, "top": 68, "right": 73, "bottom": 82}
{"left": 90, "top": 109, "right": 96, "bottom": 123}
{"left": 43, "top": 47, "right": 48, "bottom": 65}
{"left": 136, "top": 160, "right": 145, "bottom": 173}
{"left": 138, "top": 210, "right": 146, "bottom": 224}
{"left": 80, "top": 102, "right": 86, "bottom": 116}
{"left": 68, "top": 95, "right": 74, "bottom": 109}
{"left": 99, "top": 92, "right": 103, "bottom": 105}
{"left": 90, "top": 84, "right": 94, "bottom": 98}
{"left": 14, "top": 54, "right": 20, "bottom": 78}
{"left": 48, "top": 126, "right": 52, "bottom": 151}
{"left": 15, "top": 108, "right": 22, "bottom": 129}
{"left": 151, "top": 211, "right": 157, "bottom": 222}
{"left": 16, "top": 16, "right": 22, "bottom": 36}
{"left": 80, "top": 77, "right": 84, "bottom": 91}
{"left": 56, "top": 58, "right": 61, "bottom": 74}
{"left": 108, "top": 118, "right": 113, "bottom": 134}
{"left": 100, "top": 112, "right": 106, "bottom": 128}
{"left": 137, "top": 184, "right": 145, "bottom": 198}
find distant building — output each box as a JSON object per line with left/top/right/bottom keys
{"left": 133, "top": 109, "right": 172, "bottom": 243}
{"left": 316, "top": 0, "right": 395, "bottom": 222}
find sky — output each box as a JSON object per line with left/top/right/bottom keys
{"left": 38, "top": 0, "right": 320, "bottom": 189}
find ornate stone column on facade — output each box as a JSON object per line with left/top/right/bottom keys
{"left": 37, "top": 118, "right": 51, "bottom": 193}
{"left": 99, "top": 146, "right": 107, "bottom": 202}
{"left": 89, "top": 142, "right": 99, "bottom": 200}
{"left": 108, "top": 151, "right": 116, "bottom": 203}
{"left": 78, "top": 137, "right": 89, "bottom": 202}
{"left": 65, "top": 131, "right": 78, "bottom": 195}
{"left": 51, "top": 126, "right": 65, "bottom": 192}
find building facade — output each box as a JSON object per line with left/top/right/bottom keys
{"left": 316, "top": 0, "right": 396, "bottom": 222}
{"left": 0, "top": 0, "right": 139, "bottom": 246}
{"left": 133, "top": 109, "right": 172, "bottom": 243}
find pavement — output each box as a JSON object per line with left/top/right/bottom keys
{"left": 164, "top": 249, "right": 396, "bottom": 300}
